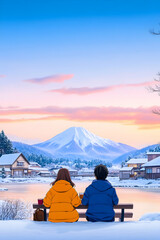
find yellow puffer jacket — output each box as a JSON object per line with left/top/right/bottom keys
{"left": 43, "top": 180, "right": 81, "bottom": 222}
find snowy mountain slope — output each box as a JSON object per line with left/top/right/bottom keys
{"left": 12, "top": 141, "right": 53, "bottom": 158}
{"left": 34, "top": 127, "right": 136, "bottom": 161}
{"left": 112, "top": 144, "right": 159, "bottom": 165}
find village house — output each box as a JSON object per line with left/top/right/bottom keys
{"left": 0, "top": 153, "right": 51, "bottom": 178}
{"left": 78, "top": 168, "right": 94, "bottom": 177}
{"left": 119, "top": 158, "right": 147, "bottom": 180}
{"left": 142, "top": 152, "right": 160, "bottom": 179}
{"left": 52, "top": 167, "right": 78, "bottom": 177}
{"left": 37, "top": 169, "right": 51, "bottom": 177}
{"left": 0, "top": 153, "right": 30, "bottom": 177}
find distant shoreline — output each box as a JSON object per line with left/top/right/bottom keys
{"left": 1, "top": 177, "right": 160, "bottom": 190}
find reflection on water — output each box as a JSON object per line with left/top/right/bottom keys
{"left": 1, "top": 180, "right": 160, "bottom": 220}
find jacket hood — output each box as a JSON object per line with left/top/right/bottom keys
{"left": 91, "top": 180, "right": 113, "bottom": 192}
{"left": 52, "top": 180, "right": 72, "bottom": 193}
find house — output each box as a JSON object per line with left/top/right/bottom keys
{"left": 127, "top": 158, "right": 148, "bottom": 168}
{"left": 78, "top": 168, "right": 94, "bottom": 177}
{"left": 119, "top": 158, "right": 147, "bottom": 180}
{"left": 0, "top": 153, "right": 30, "bottom": 177}
{"left": 29, "top": 162, "right": 41, "bottom": 168}
{"left": 52, "top": 168, "right": 78, "bottom": 177}
{"left": 142, "top": 156, "right": 160, "bottom": 179}
{"left": 147, "top": 152, "right": 160, "bottom": 161}
{"left": 37, "top": 169, "right": 51, "bottom": 177}
{"left": 119, "top": 167, "right": 134, "bottom": 180}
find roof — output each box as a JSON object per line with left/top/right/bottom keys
{"left": 29, "top": 167, "right": 49, "bottom": 171}
{"left": 0, "top": 153, "right": 21, "bottom": 165}
{"left": 127, "top": 158, "right": 148, "bottom": 164}
{"left": 147, "top": 152, "right": 160, "bottom": 155}
{"left": 142, "top": 157, "right": 160, "bottom": 167}
{"left": 29, "top": 162, "right": 41, "bottom": 166}
{"left": 119, "top": 167, "right": 133, "bottom": 172}
{"left": 38, "top": 171, "right": 50, "bottom": 174}
{"left": 79, "top": 168, "right": 94, "bottom": 173}
{"left": 140, "top": 168, "right": 145, "bottom": 171}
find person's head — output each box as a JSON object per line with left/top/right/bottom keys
{"left": 52, "top": 168, "right": 75, "bottom": 187}
{"left": 94, "top": 164, "right": 109, "bottom": 180}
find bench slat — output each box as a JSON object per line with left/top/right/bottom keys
{"left": 78, "top": 212, "right": 133, "bottom": 219}
{"left": 33, "top": 204, "right": 133, "bottom": 210}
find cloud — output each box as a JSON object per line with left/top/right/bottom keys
{"left": 0, "top": 105, "right": 160, "bottom": 129}
{"left": 0, "top": 75, "right": 6, "bottom": 78}
{"left": 48, "top": 81, "right": 155, "bottom": 95}
{"left": 24, "top": 74, "right": 74, "bottom": 84}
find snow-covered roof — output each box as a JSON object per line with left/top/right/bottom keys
{"left": 147, "top": 152, "right": 160, "bottom": 155}
{"left": 127, "top": 158, "right": 148, "bottom": 164}
{"left": 140, "top": 168, "right": 145, "bottom": 171}
{"left": 29, "top": 167, "right": 49, "bottom": 171}
{"left": 79, "top": 168, "right": 94, "bottom": 173}
{"left": 142, "top": 157, "right": 160, "bottom": 167}
{"left": 119, "top": 167, "right": 133, "bottom": 171}
{"left": 38, "top": 171, "right": 50, "bottom": 174}
{"left": 0, "top": 153, "right": 21, "bottom": 165}
{"left": 29, "top": 162, "right": 41, "bottom": 166}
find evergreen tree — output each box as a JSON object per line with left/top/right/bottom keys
{"left": 1, "top": 167, "right": 6, "bottom": 178}
{"left": 0, "top": 130, "right": 15, "bottom": 156}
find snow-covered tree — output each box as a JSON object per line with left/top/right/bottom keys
{"left": 1, "top": 167, "right": 6, "bottom": 178}
{"left": 0, "top": 130, "right": 16, "bottom": 156}
{"left": 0, "top": 200, "right": 32, "bottom": 220}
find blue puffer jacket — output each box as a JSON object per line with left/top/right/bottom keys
{"left": 82, "top": 180, "right": 119, "bottom": 221}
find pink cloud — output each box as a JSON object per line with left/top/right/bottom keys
{"left": 0, "top": 75, "right": 6, "bottom": 78}
{"left": 0, "top": 105, "right": 160, "bottom": 129}
{"left": 48, "top": 81, "right": 155, "bottom": 95}
{"left": 24, "top": 74, "right": 74, "bottom": 84}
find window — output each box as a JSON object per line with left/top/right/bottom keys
{"left": 156, "top": 168, "right": 160, "bottom": 173}
{"left": 146, "top": 168, "right": 152, "bottom": 174}
{"left": 17, "top": 161, "right": 24, "bottom": 166}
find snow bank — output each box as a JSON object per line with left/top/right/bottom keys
{"left": 1, "top": 177, "right": 160, "bottom": 188}
{"left": 139, "top": 213, "right": 160, "bottom": 221}
{"left": 0, "top": 220, "right": 160, "bottom": 240}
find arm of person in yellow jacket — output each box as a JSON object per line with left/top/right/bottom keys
{"left": 43, "top": 188, "right": 54, "bottom": 207}
{"left": 71, "top": 189, "right": 81, "bottom": 207}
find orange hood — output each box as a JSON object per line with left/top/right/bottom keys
{"left": 52, "top": 180, "right": 72, "bottom": 193}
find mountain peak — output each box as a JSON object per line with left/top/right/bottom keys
{"left": 34, "top": 127, "right": 136, "bottom": 161}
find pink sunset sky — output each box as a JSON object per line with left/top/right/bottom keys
{"left": 1, "top": 0, "right": 160, "bottom": 148}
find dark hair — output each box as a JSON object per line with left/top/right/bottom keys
{"left": 52, "top": 168, "right": 75, "bottom": 187}
{"left": 94, "top": 164, "right": 108, "bottom": 180}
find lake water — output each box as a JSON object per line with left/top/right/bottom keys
{"left": 1, "top": 180, "right": 160, "bottom": 221}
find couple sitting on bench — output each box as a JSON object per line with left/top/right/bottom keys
{"left": 43, "top": 165, "right": 119, "bottom": 223}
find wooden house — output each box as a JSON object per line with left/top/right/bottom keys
{"left": 142, "top": 156, "right": 160, "bottom": 179}
{"left": 0, "top": 153, "right": 30, "bottom": 177}
{"left": 119, "top": 158, "right": 147, "bottom": 180}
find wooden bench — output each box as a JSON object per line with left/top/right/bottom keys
{"left": 33, "top": 194, "right": 133, "bottom": 222}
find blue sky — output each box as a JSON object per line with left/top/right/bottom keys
{"left": 1, "top": 0, "right": 160, "bottom": 87}
{"left": 0, "top": 0, "right": 160, "bottom": 147}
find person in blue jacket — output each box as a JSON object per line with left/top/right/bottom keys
{"left": 82, "top": 164, "right": 119, "bottom": 222}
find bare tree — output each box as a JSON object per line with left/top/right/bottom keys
{"left": 148, "top": 26, "right": 160, "bottom": 114}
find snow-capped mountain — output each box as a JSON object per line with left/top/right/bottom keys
{"left": 34, "top": 127, "right": 136, "bottom": 161}
{"left": 112, "top": 144, "right": 159, "bottom": 166}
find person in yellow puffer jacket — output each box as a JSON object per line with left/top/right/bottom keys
{"left": 43, "top": 168, "right": 81, "bottom": 222}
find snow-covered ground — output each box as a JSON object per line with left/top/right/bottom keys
{"left": 0, "top": 188, "right": 8, "bottom": 191}
{"left": 0, "top": 219, "right": 160, "bottom": 240}
{"left": 1, "top": 177, "right": 160, "bottom": 188}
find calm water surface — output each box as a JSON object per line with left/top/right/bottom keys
{"left": 1, "top": 180, "right": 160, "bottom": 221}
